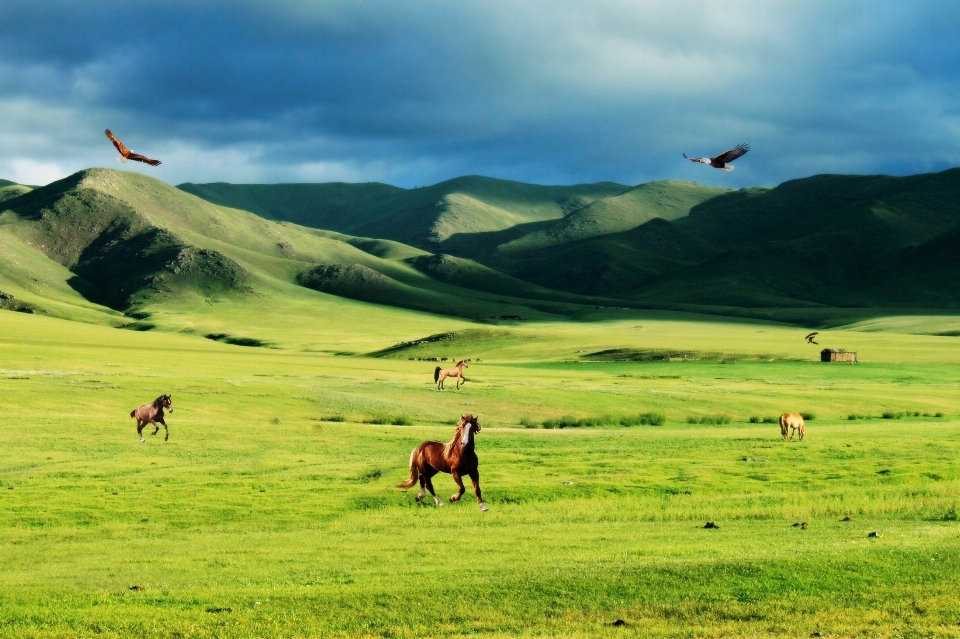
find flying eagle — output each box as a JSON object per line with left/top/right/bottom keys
{"left": 684, "top": 143, "right": 749, "bottom": 171}
{"left": 805, "top": 332, "right": 819, "bottom": 345}
{"left": 104, "top": 129, "right": 161, "bottom": 166}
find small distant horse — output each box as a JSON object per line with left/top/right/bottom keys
{"left": 397, "top": 414, "right": 488, "bottom": 511}
{"left": 780, "top": 412, "right": 805, "bottom": 440}
{"left": 131, "top": 394, "right": 173, "bottom": 442}
{"left": 434, "top": 359, "right": 468, "bottom": 390}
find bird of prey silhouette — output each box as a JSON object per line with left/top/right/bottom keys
{"left": 684, "top": 144, "right": 749, "bottom": 171}
{"left": 104, "top": 129, "right": 161, "bottom": 166}
{"left": 805, "top": 332, "right": 819, "bottom": 345}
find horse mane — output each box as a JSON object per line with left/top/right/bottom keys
{"left": 152, "top": 395, "right": 167, "bottom": 408}
{"left": 442, "top": 414, "right": 472, "bottom": 456}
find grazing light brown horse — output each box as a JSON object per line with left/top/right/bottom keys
{"left": 434, "top": 359, "right": 468, "bottom": 390}
{"left": 131, "top": 394, "right": 173, "bottom": 442}
{"left": 780, "top": 412, "right": 805, "bottom": 440}
{"left": 397, "top": 414, "right": 488, "bottom": 511}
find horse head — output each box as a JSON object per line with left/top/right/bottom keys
{"left": 458, "top": 360, "right": 469, "bottom": 368}
{"left": 459, "top": 414, "right": 480, "bottom": 445}
{"left": 160, "top": 394, "right": 173, "bottom": 413}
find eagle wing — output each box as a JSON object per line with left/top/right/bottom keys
{"left": 712, "top": 143, "right": 750, "bottom": 164}
{"left": 127, "top": 153, "right": 162, "bottom": 166}
{"left": 104, "top": 129, "right": 130, "bottom": 158}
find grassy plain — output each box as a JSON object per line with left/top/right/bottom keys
{"left": 2, "top": 309, "right": 960, "bottom": 637}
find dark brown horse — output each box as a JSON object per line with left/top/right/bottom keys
{"left": 434, "top": 359, "right": 468, "bottom": 390}
{"left": 397, "top": 414, "right": 488, "bottom": 511}
{"left": 131, "top": 394, "right": 173, "bottom": 442}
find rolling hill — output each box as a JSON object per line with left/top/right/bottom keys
{"left": 176, "top": 181, "right": 405, "bottom": 233}
{"left": 0, "top": 179, "right": 32, "bottom": 203}
{"left": 627, "top": 169, "right": 960, "bottom": 307}
{"left": 491, "top": 180, "right": 727, "bottom": 254}
{"left": 4, "top": 167, "right": 960, "bottom": 334}
{"left": 180, "top": 168, "right": 960, "bottom": 310}
{"left": 179, "top": 175, "right": 628, "bottom": 249}
{"left": 0, "top": 168, "right": 631, "bottom": 333}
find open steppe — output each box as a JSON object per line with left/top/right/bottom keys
{"left": 2, "top": 307, "right": 959, "bottom": 638}
{"left": 2, "top": 165, "right": 960, "bottom": 636}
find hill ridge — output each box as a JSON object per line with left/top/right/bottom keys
{"left": 5, "top": 166, "right": 960, "bottom": 326}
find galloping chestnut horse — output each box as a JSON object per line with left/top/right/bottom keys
{"left": 131, "top": 394, "right": 173, "bottom": 442}
{"left": 780, "top": 412, "right": 805, "bottom": 440}
{"left": 397, "top": 414, "right": 488, "bottom": 511}
{"left": 434, "top": 359, "right": 468, "bottom": 390}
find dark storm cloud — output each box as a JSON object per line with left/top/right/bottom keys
{"left": 2, "top": 1, "right": 959, "bottom": 187}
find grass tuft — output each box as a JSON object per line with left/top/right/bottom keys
{"left": 620, "top": 412, "right": 666, "bottom": 427}
{"left": 688, "top": 414, "right": 733, "bottom": 425}
{"left": 364, "top": 414, "right": 412, "bottom": 426}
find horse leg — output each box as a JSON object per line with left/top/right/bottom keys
{"left": 137, "top": 419, "right": 146, "bottom": 443}
{"left": 470, "top": 470, "right": 488, "bottom": 512}
{"left": 416, "top": 473, "right": 426, "bottom": 502}
{"left": 438, "top": 375, "right": 444, "bottom": 391}
{"left": 424, "top": 472, "right": 443, "bottom": 507}
{"left": 159, "top": 418, "right": 169, "bottom": 441}
{"left": 449, "top": 471, "right": 466, "bottom": 502}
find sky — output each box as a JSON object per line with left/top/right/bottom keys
{"left": 2, "top": 0, "right": 959, "bottom": 189}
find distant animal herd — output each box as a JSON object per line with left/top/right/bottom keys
{"left": 130, "top": 336, "right": 820, "bottom": 513}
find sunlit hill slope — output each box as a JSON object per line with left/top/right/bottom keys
{"left": 2, "top": 167, "right": 960, "bottom": 334}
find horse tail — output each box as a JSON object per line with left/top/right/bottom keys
{"left": 130, "top": 409, "right": 137, "bottom": 418}
{"left": 396, "top": 447, "right": 420, "bottom": 489}
{"left": 434, "top": 366, "right": 441, "bottom": 383}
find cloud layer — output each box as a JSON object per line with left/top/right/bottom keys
{"left": 2, "top": 1, "right": 959, "bottom": 187}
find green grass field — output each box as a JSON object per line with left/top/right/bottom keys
{"left": 2, "top": 309, "right": 960, "bottom": 638}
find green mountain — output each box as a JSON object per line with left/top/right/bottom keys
{"left": 492, "top": 180, "right": 727, "bottom": 254}
{"left": 0, "top": 169, "right": 622, "bottom": 329}
{"left": 179, "top": 175, "right": 628, "bottom": 249}
{"left": 0, "top": 179, "right": 32, "bottom": 203}
{"left": 503, "top": 217, "right": 715, "bottom": 297}
{"left": 376, "top": 168, "right": 960, "bottom": 307}
{"left": 4, "top": 167, "right": 960, "bottom": 333}
{"left": 176, "top": 181, "right": 405, "bottom": 233}
{"left": 820, "top": 224, "right": 960, "bottom": 308}
{"left": 628, "top": 169, "right": 960, "bottom": 307}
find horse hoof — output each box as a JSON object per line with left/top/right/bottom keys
{"left": 479, "top": 503, "right": 489, "bottom": 512}
{"left": 437, "top": 501, "right": 445, "bottom": 507}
